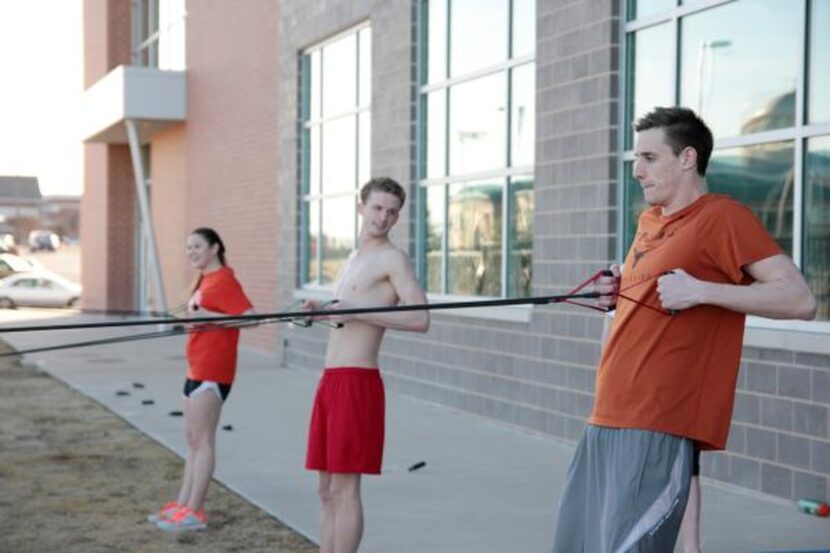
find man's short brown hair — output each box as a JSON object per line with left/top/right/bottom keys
{"left": 635, "top": 107, "right": 714, "bottom": 176}
{"left": 360, "top": 177, "right": 406, "bottom": 208}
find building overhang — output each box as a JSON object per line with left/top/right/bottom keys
{"left": 82, "top": 65, "right": 186, "bottom": 144}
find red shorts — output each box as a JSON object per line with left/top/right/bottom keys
{"left": 305, "top": 367, "right": 385, "bottom": 475}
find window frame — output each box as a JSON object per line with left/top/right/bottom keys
{"left": 415, "top": 0, "right": 536, "bottom": 303}
{"left": 298, "top": 22, "right": 372, "bottom": 291}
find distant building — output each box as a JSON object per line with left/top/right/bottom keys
{"left": 40, "top": 196, "right": 81, "bottom": 241}
{"left": 0, "top": 176, "right": 42, "bottom": 217}
{"left": 0, "top": 176, "right": 80, "bottom": 243}
{"left": 0, "top": 176, "right": 43, "bottom": 242}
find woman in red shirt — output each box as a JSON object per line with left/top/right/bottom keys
{"left": 150, "top": 227, "right": 253, "bottom": 531}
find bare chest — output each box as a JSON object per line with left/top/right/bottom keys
{"left": 335, "top": 256, "right": 396, "bottom": 302}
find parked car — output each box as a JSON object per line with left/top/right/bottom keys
{"left": 28, "top": 230, "right": 61, "bottom": 252}
{"left": 0, "top": 253, "right": 36, "bottom": 279}
{"left": 0, "top": 234, "right": 18, "bottom": 254}
{"left": 0, "top": 271, "right": 81, "bottom": 308}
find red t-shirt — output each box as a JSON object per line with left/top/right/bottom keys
{"left": 590, "top": 194, "right": 782, "bottom": 450}
{"left": 186, "top": 266, "right": 252, "bottom": 384}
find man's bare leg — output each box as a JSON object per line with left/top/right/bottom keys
{"left": 318, "top": 472, "right": 335, "bottom": 553}
{"left": 678, "top": 475, "right": 702, "bottom": 553}
{"left": 329, "top": 473, "right": 363, "bottom": 553}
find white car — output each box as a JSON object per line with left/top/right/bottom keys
{"left": 0, "top": 271, "right": 81, "bottom": 308}
{"left": 0, "top": 253, "right": 36, "bottom": 278}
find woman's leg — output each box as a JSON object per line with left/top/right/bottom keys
{"left": 180, "top": 389, "right": 223, "bottom": 512}
{"left": 175, "top": 396, "right": 195, "bottom": 506}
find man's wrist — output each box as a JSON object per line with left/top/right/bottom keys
{"left": 697, "top": 280, "right": 714, "bottom": 307}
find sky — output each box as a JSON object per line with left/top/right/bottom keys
{"left": 0, "top": 0, "right": 84, "bottom": 197}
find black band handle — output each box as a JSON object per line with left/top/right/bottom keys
{"left": 662, "top": 270, "right": 678, "bottom": 316}
{"left": 600, "top": 269, "right": 617, "bottom": 312}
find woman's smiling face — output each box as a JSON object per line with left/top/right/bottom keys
{"left": 186, "top": 232, "right": 219, "bottom": 270}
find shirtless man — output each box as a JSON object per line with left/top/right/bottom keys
{"left": 304, "top": 177, "right": 430, "bottom": 553}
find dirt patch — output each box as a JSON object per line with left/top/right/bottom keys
{"left": 0, "top": 342, "right": 317, "bottom": 553}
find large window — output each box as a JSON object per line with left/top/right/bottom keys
{"left": 622, "top": 0, "right": 830, "bottom": 320}
{"left": 418, "top": 0, "right": 535, "bottom": 298}
{"left": 132, "top": 0, "right": 186, "bottom": 69}
{"left": 300, "top": 25, "right": 371, "bottom": 286}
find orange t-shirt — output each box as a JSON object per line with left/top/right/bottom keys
{"left": 186, "top": 266, "right": 253, "bottom": 385}
{"left": 590, "top": 194, "right": 782, "bottom": 450}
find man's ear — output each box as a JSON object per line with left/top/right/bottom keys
{"left": 680, "top": 146, "right": 698, "bottom": 172}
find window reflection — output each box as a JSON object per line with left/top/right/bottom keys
{"left": 322, "top": 34, "right": 357, "bottom": 117}
{"left": 358, "top": 113, "right": 371, "bottom": 186}
{"left": 623, "top": 161, "right": 647, "bottom": 254}
{"left": 511, "top": 63, "right": 535, "bottom": 168}
{"left": 425, "top": 90, "right": 447, "bottom": 178}
{"left": 133, "top": 0, "right": 186, "bottom": 69}
{"left": 321, "top": 196, "right": 356, "bottom": 284}
{"left": 449, "top": 73, "right": 507, "bottom": 175}
{"left": 310, "top": 51, "right": 321, "bottom": 120}
{"left": 450, "top": 0, "right": 508, "bottom": 77}
{"left": 680, "top": 0, "right": 797, "bottom": 139}
{"left": 358, "top": 29, "right": 372, "bottom": 107}
{"left": 512, "top": 0, "right": 535, "bottom": 58}
{"left": 158, "top": 0, "right": 186, "bottom": 70}
{"left": 805, "top": 137, "right": 830, "bottom": 320}
{"left": 448, "top": 180, "right": 503, "bottom": 297}
{"left": 625, "top": 23, "right": 672, "bottom": 149}
{"left": 426, "top": 0, "right": 447, "bottom": 83}
{"left": 508, "top": 176, "right": 533, "bottom": 297}
{"left": 425, "top": 185, "right": 445, "bottom": 293}
{"left": 810, "top": 0, "right": 830, "bottom": 123}
{"left": 309, "top": 126, "right": 320, "bottom": 195}
{"left": 626, "top": 0, "right": 677, "bottom": 21}
{"left": 321, "top": 117, "right": 357, "bottom": 194}
{"left": 707, "top": 141, "right": 794, "bottom": 255}
{"left": 306, "top": 201, "right": 320, "bottom": 284}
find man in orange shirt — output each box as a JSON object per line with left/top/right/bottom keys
{"left": 551, "top": 107, "right": 817, "bottom": 552}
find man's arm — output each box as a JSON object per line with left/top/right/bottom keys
{"left": 341, "top": 250, "right": 430, "bottom": 332}
{"left": 657, "top": 254, "right": 817, "bottom": 320}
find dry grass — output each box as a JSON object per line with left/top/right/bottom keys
{"left": 0, "top": 342, "right": 318, "bottom": 553}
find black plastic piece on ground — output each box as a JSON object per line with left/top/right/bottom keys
{"left": 141, "top": 399, "right": 155, "bottom": 405}
{"left": 132, "top": 382, "right": 144, "bottom": 389}
{"left": 115, "top": 390, "right": 129, "bottom": 396}
{"left": 222, "top": 424, "right": 233, "bottom": 431}
{"left": 408, "top": 461, "right": 427, "bottom": 472}
{"left": 168, "top": 410, "right": 183, "bottom": 417}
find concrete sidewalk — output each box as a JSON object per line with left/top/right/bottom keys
{"left": 2, "top": 310, "right": 828, "bottom": 552}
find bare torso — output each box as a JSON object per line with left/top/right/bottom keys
{"left": 324, "top": 245, "right": 400, "bottom": 368}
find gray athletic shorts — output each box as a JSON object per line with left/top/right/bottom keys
{"left": 551, "top": 425, "right": 694, "bottom": 553}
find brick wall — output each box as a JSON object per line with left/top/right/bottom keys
{"left": 706, "top": 349, "right": 830, "bottom": 500}
{"left": 185, "top": 0, "right": 280, "bottom": 350}
{"left": 81, "top": 0, "right": 135, "bottom": 311}
{"left": 150, "top": 124, "right": 189, "bottom": 304}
